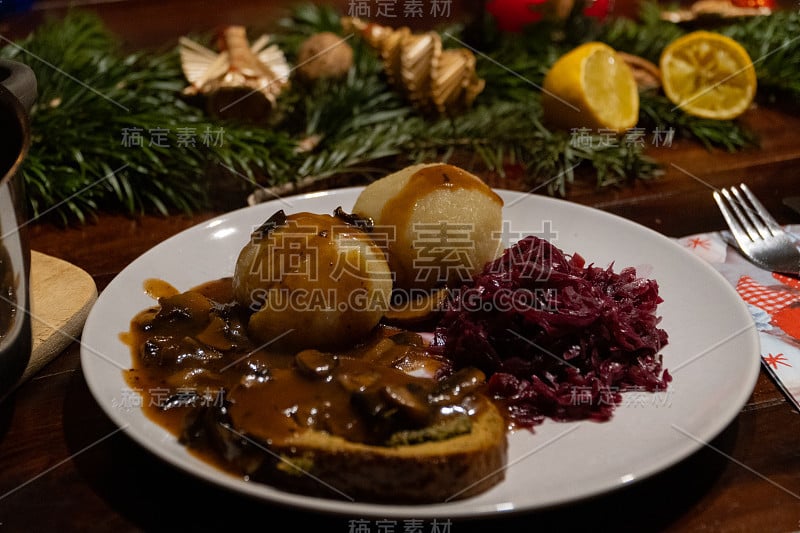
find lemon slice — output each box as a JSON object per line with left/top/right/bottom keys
{"left": 660, "top": 31, "right": 756, "bottom": 120}
{"left": 541, "top": 42, "right": 639, "bottom": 132}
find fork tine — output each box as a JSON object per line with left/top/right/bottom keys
{"left": 730, "top": 186, "right": 772, "bottom": 240}
{"left": 713, "top": 190, "right": 752, "bottom": 247}
{"left": 715, "top": 185, "right": 800, "bottom": 275}
{"left": 738, "top": 183, "right": 783, "bottom": 235}
{"left": 720, "top": 187, "right": 760, "bottom": 242}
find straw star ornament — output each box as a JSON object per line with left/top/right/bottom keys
{"left": 179, "top": 26, "right": 291, "bottom": 122}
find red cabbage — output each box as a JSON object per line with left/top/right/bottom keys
{"left": 432, "top": 235, "right": 671, "bottom": 429}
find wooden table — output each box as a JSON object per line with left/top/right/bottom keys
{"left": 2, "top": 1, "right": 800, "bottom": 531}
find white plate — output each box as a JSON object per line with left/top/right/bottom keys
{"left": 80, "top": 188, "right": 760, "bottom": 518}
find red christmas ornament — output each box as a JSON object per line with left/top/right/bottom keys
{"left": 486, "top": 0, "right": 613, "bottom": 32}
{"left": 485, "top": 0, "right": 547, "bottom": 32}
{"left": 583, "top": 0, "right": 612, "bottom": 18}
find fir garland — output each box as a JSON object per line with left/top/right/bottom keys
{"left": 1, "top": 2, "right": 797, "bottom": 223}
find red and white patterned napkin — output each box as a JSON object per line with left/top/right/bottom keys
{"left": 676, "top": 227, "right": 800, "bottom": 411}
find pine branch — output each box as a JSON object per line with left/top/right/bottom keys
{"left": 3, "top": 3, "right": 793, "bottom": 223}
{"left": 718, "top": 10, "right": 800, "bottom": 110}
{"left": 2, "top": 11, "right": 298, "bottom": 224}
{"left": 598, "top": 1, "right": 685, "bottom": 64}
{"left": 638, "top": 91, "right": 757, "bottom": 151}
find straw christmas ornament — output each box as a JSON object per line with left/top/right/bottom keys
{"left": 342, "top": 16, "right": 485, "bottom": 114}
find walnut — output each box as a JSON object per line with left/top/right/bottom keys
{"left": 295, "top": 32, "right": 354, "bottom": 81}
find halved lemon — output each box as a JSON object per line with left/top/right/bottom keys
{"left": 660, "top": 31, "right": 757, "bottom": 120}
{"left": 541, "top": 42, "right": 639, "bottom": 132}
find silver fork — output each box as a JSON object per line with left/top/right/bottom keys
{"left": 713, "top": 183, "right": 800, "bottom": 275}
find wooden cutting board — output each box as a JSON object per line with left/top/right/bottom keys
{"left": 21, "top": 250, "right": 97, "bottom": 382}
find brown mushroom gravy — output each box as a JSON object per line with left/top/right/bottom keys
{"left": 122, "top": 277, "right": 490, "bottom": 477}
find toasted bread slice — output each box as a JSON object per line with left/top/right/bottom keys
{"left": 186, "top": 391, "right": 508, "bottom": 504}
{"left": 247, "top": 394, "right": 508, "bottom": 503}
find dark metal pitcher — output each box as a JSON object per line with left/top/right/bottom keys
{"left": 0, "top": 59, "right": 36, "bottom": 400}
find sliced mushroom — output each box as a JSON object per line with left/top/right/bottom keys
{"left": 430, "top": 367, "right": 486, "bottom": 404}
{"left": 295, "top": 349, "right": 338, "bottom": 379}
{"left": 380, "top": 383, "right": 432, "bottom": 426}
{"left": 336, "top": 370, "right": 381, "bottom": 393}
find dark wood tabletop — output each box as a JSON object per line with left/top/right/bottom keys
{"left": 2, "top": 1, "right": 800, "bottom": 531}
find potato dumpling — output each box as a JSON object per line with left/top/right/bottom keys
{"left": 352, "top": 163, "right": 504, "bottom": 291}
{"left": 233, "top": 210, "right": 392, "bottom": 352}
